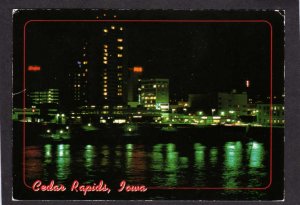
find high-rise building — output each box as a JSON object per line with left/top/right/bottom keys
{"left": 72, "top": 41, "right": 89, "bottom": 106}
{"left": 100, "top": 22, "right": 127, "bottom": 107}
{"left": 141, "top": 79, "right": 169, "bottom": 111}
{"left": 127, "top": 66, "right": 143, "bottom": 104}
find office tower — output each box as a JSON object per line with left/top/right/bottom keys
{"left": 100, "top": 23, "right": 127, "bottom": 106}
{"left": 141, "top": 79, "right": 169, "bottom": 111}
{"left": 72, "top": 41, "right": 89, "bottom": 106}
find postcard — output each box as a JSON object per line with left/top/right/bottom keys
{"left": 12, "top": 9, "right": 284, "bottom": 200}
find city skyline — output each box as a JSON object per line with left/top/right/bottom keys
{"left": 13, "top": 10, "right": 284, "bottom": 109}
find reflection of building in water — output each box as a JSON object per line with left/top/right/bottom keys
{"left": 56, "top": 144, "right": 71, "bottom": 181}
{"left": 223, "top": 141, "right": 242, "bottom": 188}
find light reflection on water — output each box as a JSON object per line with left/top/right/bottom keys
{"left": 25, "top": 141, "right": 268, "bottom": 189}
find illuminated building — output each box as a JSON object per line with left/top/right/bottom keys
{"left": 72, "top": 41, "right": 89, "bottom": 106}
{"left": 30, "top": 88, "right": 59, "bottom": 105}
{"left": 217, "top": 91, "right": 248, "bottom": 116}
{"left": 127, "top": 66, "right": 143, "bottom": 105}
{"left": 100, "top": 18, "right": 127, "bottom": 107}
{"left": 141, "top": 79, "right": 169, "bottom": 111}
{"left": 256, "top": 104, "right": 284, "bottom": 126}
{"left": 188, "top": 90, "right": 248, "bottom": 116}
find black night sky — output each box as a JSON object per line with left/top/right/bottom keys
{"left": 13, "top": 10, "right": 284, "bottom": 106}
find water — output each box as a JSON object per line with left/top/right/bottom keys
{"left": 25, "top": 140, "right": 269, "bottom": 189}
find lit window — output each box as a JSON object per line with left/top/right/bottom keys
{"left": 104, "top": 53, "right": 108, "bottom": 56}
{"left": 103, "top": 57, "right": 108, "bottom": 60}
{"left": 104, "top": 81, "right": 107, "bottom": 84}
{"left": 104, "top": 72, "right": 107, "bottom": 76}
{"left": 103, "top": 76, "right": 108, "bottom": 80}
{"left": 83, "top": 53, "right": 86, "bottom": 57}
{"left": 118, "top": 46, "right": 123, "bottom": 50}
{"left": 83, "top": 61, "right": 88, "bottom": 65}
{"left": 104, "top": 84, "right": 107, "bottom": 87}
{"left": 117, "top": 65, "right": 123, "bottom": 69}
{"left": 78, "top": 74, "right": 80, "bottom": 76}
{"left": 104, "top": 45, "right": 108, "bottom": 48}
{"left": 118, "top": 77, "right": 122, "bottom": 80}
{"left": 103, "top": 29, "right": 108, "bottom": 33}
{"left": 82, "top": 73, "right": 85, "bottom": 76}
{"left": 153, "top": 85, "right": 157, "bottom": 88}
{"left": 104, "top": 92, "right": 107, "bottom": 96}
{"left": 104, "top": 49, "right": 108, "bottom": 52}
{"left": 120, "top": 27, "right": 123, "bottom": 31}
{"left": 74, "top": 85, "right": 77, "bottom": 87}
{"left": 78, "top": 85, "right": 80, "bottom": 87}
{"left": 117, "top": 54, "right": 123, "bottom": 58}
{"left": 104, "top": 89, "right": 107, "bottom": 92}
{"left": 103, "top": 61, "right": 108, "bottom": 64}
{"left": 83, "top": 47, "right": 86, "bottom": 49}
{"left": 117, "top": 38, "right": 123, "bottom": 42}
{"left": 111, "top": 26, "right": 115, "bottom": 30}
{"left": 117, "top": 73, "right": 122, "bottom": 77}
{"left": 85, "top": 69, "right": 88, "bottom": 72}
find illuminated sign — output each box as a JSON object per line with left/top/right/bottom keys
{"left": 28, "top": 65, "right": 41, "bottom": 71}
{"left": 133, "top": 66, "right": 143, "bottom": 73}
{"left": 246, "top": 80, "right": 250, "bottom": 88}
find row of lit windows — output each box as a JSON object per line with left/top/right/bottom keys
{"left": 141, "top": 84, "right": 168, "bottom": 89}
{"left": 142, "top": 96, "right": 156, "bottom": 100}
{"left": 103, "top": 27, "right": 123, "bottom": 33}
{"left": 144, "top": 100, "right": 155, "bottom": 104}
{"left": 77, "top": 73, "right": 86, "bottom": 77}
{"left": 145, "top": 104, "right": 155, "bottom": 107}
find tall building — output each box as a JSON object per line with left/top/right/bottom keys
{"left": 127, "top": 66, "right": 143, "bottom": 104}
{"left": 141, "top": 79, "right": 169, "bottom": 111}
{"left": 100, "top": 23, "right": 127, "bottom": 107}
{"left": 72, "top": 41, "right": 89, "bottom": 106}
{"left": 70, "top": 14, "right": 128, "bottom": 109}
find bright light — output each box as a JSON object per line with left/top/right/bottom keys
{"left": 47, "top": 129, "right": 51, "bottom": 133}
{"left": 59, "top": 130, "right": 63, "bottom": 134}
{"left": 133, "top": 66, "right": 143, "bottom": 73}
{"left": 88, "top": 123, "right": 91, "bottom": 126}
{"left": 28, "top": 65, "right": 41, "bottom": 71}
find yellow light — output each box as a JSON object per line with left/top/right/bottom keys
{"left": 103, "top": 76, "right": 107, "bottom": 80}
{"left": 104, "top": 92, "right": 107, "bottom": 96}
{"left": 103, "top": 29, "right": 108, "bottom": 33}
{"left": 104, "top": 45, "right": 108, "bottom": 48}
{"left": 118, "top": 46, "right": 123, "bottom": 50}
{"left": 117, "top": 38, "right": 123, "bottom": 42}
{"left": 104, "top": 49, "right": 108, "bottom": 52}
{"left": 111, "top": 26, "right": 115, "bottom": 30}
{"left": 117, "top": 54, "right": 123, "bottom": 58}
{"left": 103, "top": 57, "right": 107, "bottom": 60}
{"left": 120, "top": 27, "right": 123, "bottom": 31}
{"left": 83, "top": 61, "right": 88, "bottom": 65}
{"left": 103, "top": 61, "right": 108, "bottom": 64}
